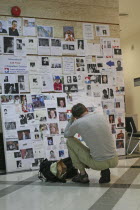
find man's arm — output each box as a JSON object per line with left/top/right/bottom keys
{"left": 64, "top": 116, "right": 78, "bottom": 138}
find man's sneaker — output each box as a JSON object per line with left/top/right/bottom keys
{"left": 72, "top": 173, "right": 89, "bottom": 183}
{"left": 99, "top": 168, "right": 110, "bottom": 184}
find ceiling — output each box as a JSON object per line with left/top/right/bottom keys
{"left": 119, "top": 0, "right": 140, "bottom": 40}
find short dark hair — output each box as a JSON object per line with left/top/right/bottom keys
{"left": 12, "top": 20, "right": 17, "bottom": 25}
{"left": 72, "top": 103, "right": 87, "bottom": 118}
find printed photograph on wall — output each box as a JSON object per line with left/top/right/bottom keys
{"left": 63, "top": 26, "right": 74, "bottom": 41}
{"left": 37, "top": 25, "right": 53, "bottom": 38}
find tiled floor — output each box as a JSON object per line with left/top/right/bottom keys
{"left": 0, "top": 158, "right": 140, "bottom": 210}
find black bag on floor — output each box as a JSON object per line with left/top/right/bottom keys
{"left": 38, "top": 157, "right": 78, "bottom": 183}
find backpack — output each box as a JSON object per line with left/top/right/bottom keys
{"left": 38, "top": 157, "right": 78, "bottom": 183}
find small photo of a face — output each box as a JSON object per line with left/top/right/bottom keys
{"left": 47, "top": 108, "right": 57, "bottom": 119}
{"left": 67, "top": 76, "right": 72, "bottom": 83}
{"left": 73, "top": 76, "right": 77, "bottom": 83}
{"left": 59, "top": 112, "right": 67, "bottom": 121}
{"left": 116, "top": 140, "right": 124, "bottom": 149}
{"left": 4, "top": 109, "right": 7, "bottom": 115}
{"left": 49, "top": 123, "right": 59, "bottom": 134}
{"left": 109, "top": 114, "right": 115, "bottom": 124}
{"left": 57, "top": 97, "right": 66, "bottom": 108}
{"left": 102, "top": 75, "right": 108, "bottom": 84}
{"left": 116, "top": 102, "right": 120, "bottom": 108}
{"left": 50, "top": 150, "right": 56, "bottom": 159}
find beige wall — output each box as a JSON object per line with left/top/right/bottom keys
{"left": 0, "top": 0, "right": 119, "bottom": 24}
{"left": 121, "top": 34, "right": 140, "bottom": 129}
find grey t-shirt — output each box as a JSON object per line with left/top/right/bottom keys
{"left": 64, "top": 112, "right": 117, "bottom": 161}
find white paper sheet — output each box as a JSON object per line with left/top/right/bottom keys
{"left": 33, "top": 141, "right": 45, "bottom": 159}
{"left": 96, "top": 56, "right": 105, "bottom": 71}
{"left": 50, "top": 57, "right": 62, "bottom": 74}
{"left": 112, "top": 38, "right": 120, "bottom": 49}
{"left": 75, "top": 57, "right": 86, "bottom": 73}
{"left": 51, "top": 38, "right": 62, "bottom": 56}
{"left": 95, "top": 25, "right": 110, "bottom": 36}
{"left": 18, "top": 74, "right": 30, "bottom": 92}
{"left": 29, "top": 74, "right": 42, "bottom": 89}
{"left": 25, "top": 37, "right": 38, "bottom": 54}
{"left": 83, "top": 23, "right": 94, "bottom": 40}
{"left": 39, "top": 56, "right": 50, "bottom": 73}
{"left": 77, "top": 39, "right": 86, "bottom": 56}
{"left": 1, "top": 104, "right": 16, "bottom": 121}
{"left": 38, "top": 38, "right": 51, "bottom": 55}
{"left": 86, "top": 43, "right": 101, "bottom": 56}
{"left": 0, "top": 20, "right": 8, "bottom": 34}
{"left": 0, "top": 36, "right": 3, "bottom": 54}
{"left": 63, "top": 57, "right": 75, "bottom": 74}
{"left": 27, "top": 56, "right": 39, "bottom": 73}
{"left": 14, "top": 37, "right": 26, "bottom": 57}
{"left": 41, "top": 74, "right": 54, "bottom": 92}
{"left": 62, "top": 41, "right": 76, "bottom": 55}
{"left": 0, "top": 55, "right": 28, "bottom": 74}
{"left": 23, "top": 18, "right": 36, "bottom": 36}
{"left": 100, "top": 38, "right": 113, "bottom": 56}
{"left": 116, "top": 72, "right": 124, "bottom": 86}
{"left": 115, "top": 96, "right": 125, "bottom": 112}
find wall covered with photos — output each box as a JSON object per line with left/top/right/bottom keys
{"left": 0, "top": 0, "right": 125, "bottom": 173}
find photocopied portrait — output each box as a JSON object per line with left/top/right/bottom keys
{"left": 4, "top": 37, "right": 14, "bottom": 54}
{"left": 47, "top": 108, "right": 57, "bottom": 119}
{"left": 57, "top": 97, "right": 66, "bottom": 108}
{"left": 0, "top": 20, "right": 7, "bottom": 33}
{"left": 8, "top": 18, "right": 22, "bottom": 36}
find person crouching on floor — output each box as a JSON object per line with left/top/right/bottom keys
{"left": 64, "top": 103, "right": 118, "bottom": 184}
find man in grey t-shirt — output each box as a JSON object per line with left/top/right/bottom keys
{"left": 64, "top": 103, "right": 118, "bottom": 184}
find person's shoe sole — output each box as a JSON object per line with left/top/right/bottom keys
{"left": 99, "top": 178, "right": 110, "bottom": 184}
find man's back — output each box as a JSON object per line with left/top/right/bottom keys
{"left": 64, "top": 112, "right": 116, "bottom": 161}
